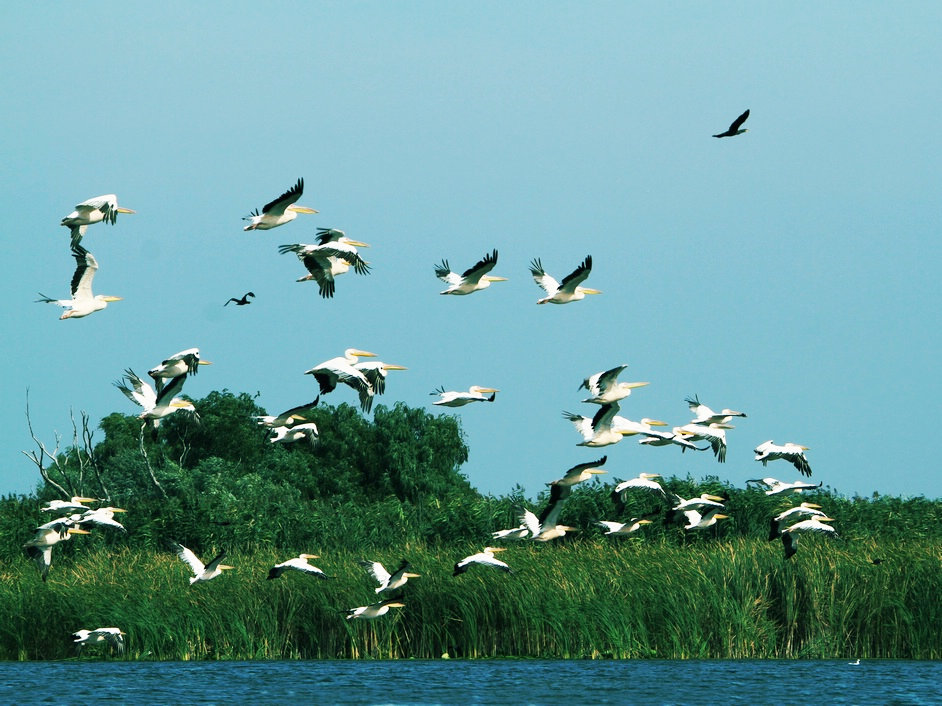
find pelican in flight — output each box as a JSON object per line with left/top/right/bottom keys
{"left": 36, "top": 244, "right": 122, "bottom": 319}
{"left": 713, "top": 108, "right": 750, "bottom": 138}
{"left": 685, "top": 395, "right": 746, "bottom": 425}
{"left": 345, "top": 597, "right": 406, "bottom": 620}
{"left": 148, "top": 348, "right": 211, "bottom": 392}
{"left": 431, "top": 386, "right": 498, "bottom": 407}
{"left": 435, "top": 249, "right": 506, "bottom": 295}
{"left": 304, "top": 349, "right": 375, "bottom": 411}
{"left": 612, "top": 473, "right": 668, "bottom": 501}
{"left": 71, "top": 506, "right": 127, "bottom": 532}
{"left": 255, "top": 399, "right": 320, "bottom": 428}
{"left": 638, "top": 428, "right": 708, "bottom": 453}
{"left": 172, "top": 542, "right": 233, "bottom": 585}
{"left": 548, "top": 456, "right": 608, "bottom": 489}
{"left": 529, "top": 255, "right": 600, "bottom": 304}
{"left": 243, "top": 178, "right": 317, "bottom": 230}
{"left": 780, "top": 516, "right": 838, "bottom": 559}
{"left": 115, "top": 370, "right": 196, "bottom": 425}
{"left": 677, "top": 506, "right": 730, "bottom": 531}
{"left": 23, "top": 519, "right": 90, "bottom": 581}
{"left": 491, "top": 525, "right": 532, "bottom": 541}
{"left": 677, "top": 423, "right": 729, "bottom": 463}
{"left": 279, "top": 235, "right": 371, "bottom": 299}
{"left": 354, "top": 360, "right": 407, "bottom": 413}
{"left": 754, "top": 440, "right": 812, "bottom": 477}
{"left": 747, "top": 477, "right": 822, "bottom": 496}
{"left": 61, "top": 194, "right": 135, "bottom": 246}
{"left": 670, "top": 493, "right": 727, "bottom": 512}
{"left": 520, "top": 493, "right": 578, "bottom": 543}
{"left": 73, "top": 627, "right": 126, "bottom": 655}
{"left": 269, "top": 422, "right": 319, "bottom": 445}
{"left": 360, "top": 559, "right": 420, "bottom": 594}
{"left": 225, "top": 292, "right": 255, "bottom": 306}
{"left": 453, "top": 547, "right": 512, "bottom": 576}
{"left": 563, "top": 403, "right": 629, "bottom": 447}
{"left": 267, "top": 554, "right": 332, "bottom": 580}
{"left": 768, "top": 503, "right": 826, "bottom": 541}
{"left": 41, "top": 497, "right": 97, "bottom": 513}
{"left": 596, "top": 517, "right": 656, "bottom": 536}
{"left": 579, "top": 365, "right": 649, "bottom": 405}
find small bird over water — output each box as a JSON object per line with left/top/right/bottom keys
{"left": 225, "top": 292, "right": 255, "bottom": 306}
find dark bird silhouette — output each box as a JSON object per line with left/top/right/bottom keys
{"left": 713, "top": 109, "right": 750, "bottom": 138}
{"left": 225, "top": 292, "right": 255, "bottom": 306}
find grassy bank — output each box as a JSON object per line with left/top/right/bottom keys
{"left": 2, "top": 537, "right": 938, "bottom": 661}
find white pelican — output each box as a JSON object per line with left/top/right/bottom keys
{"left": 491, "top": 525, "right": 532, "bottom": 541}
{"left": 529, "top": 255, "right": 600, "bottom": 304}
{"left": 579, "top": 365, "right": 649, "bottom": 405}
{"left": 520, "top": 496, "right": 578, "bottom": 543}
{"left": 713, "top": 109, "right": 750, "bottom": 138}
{"left": 768, "top": 503, "right": 826, "bottom": 541}
{"left": 225, "top": 292, "right": 255, "bottom": 306}
{"left": 269, "top": 422, "right": 319, "bottom": 445}
{"left": 453, "top": 547, "right": 513, "bottom": 576}
{"left": 549, "top": 456, "right": 608, "bottom": 488}
{"left": 72, "top": 506, "right": 127, "bottom": 532}
{"left": 41, "top": 497, "right": 97, "bottom": 513}
{"left": 61, "top": 194, "right": 135, "bottom": 246}
{"left": 360, "top": 559, "right": 420, "bottom": 594}
{"left": 612, "top": 417, "right": 669, "bottom": 437}
{"left": 435, "top": 249, "right": 507, "bottom": 295}
{"left": 670, "top": 493, "right": 727, "bottom": 512}
{"left": 267, "top": 554, "right": 332, "bottom": 580}
{"left": 676, "top": 506, "right": 730, "bottom": 531}
{"left": 638, "top": 428, "right": 708, "bottom": 453}
{"left": 678, "top": 423, "right": 729, "bottom": 463}
{"left": 431, "top": 386, "right": 498, "bottom": 407}
{"left": 278, "top": 237, "right": 371, "bottom": 299}
{"left": 23, "top": 519, "right": 90, "bottom": 581}
{"left": 304, "top": 349, "right": 375, "bottom": 411}
{"left": 255, "top": 399, "right": 320, "bottom": 428}
{"left": 685, "top": 395, "right": 746, "bottom": 425}
{"left": 354, "top": 360, "right": 407, "bottom": 413}
{"left": 115, "top": 370, "right": 196, "bottom": 425}
{"left": 36, "top": 244, "right": 122, "bottom": 319}
{"left": 242, "top": 178, "right": 317, "bottom": 231}
{"left": 747, "top": 477, "right": 822, "bottom": 496}
{"left": 754, "top": 440, "right": 812, "bottom": 477}
{"left": 345, "top": 597, "right": 405, "bottom": 620}
{"left": 596, "top": 517, "right": 655, "bottom": 536}
{"left": 147, "top": 348, "right": 212, "bottom": 392}
{"left": 172, "top": 542, "right": 233, "bottom": 585}
{"left": 780, "top": 516, "right": 838, "bottom": 559}
{"left": 563, "top": 403, "right": 629, "bottom": 447}
{"left": 612, "top": 473, "right": 668, "bottom": 501}
{"left": 73, "top": 627, "right": 126, "bottom": 655}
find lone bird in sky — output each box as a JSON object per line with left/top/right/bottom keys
{"left": 713, "top": 109, "right": 750, "bottom": 138}
{"left": 225, "top": 292, "right": 255, "bottom": 306}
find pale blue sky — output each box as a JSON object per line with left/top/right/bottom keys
{"left": 3, "top": 3, "right": 939, "bottom": 500}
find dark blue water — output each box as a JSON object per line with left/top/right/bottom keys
{"left": 1, "top": 659, "right": 938, "bottom": 704}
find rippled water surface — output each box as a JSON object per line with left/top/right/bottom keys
{"left": 2, "top": 659, "right": 939, "bottom": 704}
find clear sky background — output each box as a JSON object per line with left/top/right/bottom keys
{"left": 2, "top": 3, "right": 939, "bottom": 501}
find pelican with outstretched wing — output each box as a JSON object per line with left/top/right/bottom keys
{"left": 36, "top": 245, "right": 122, "bottom": 319}
{"left": 243, "top": 178, "right": 317, "bottom": 230}
{"left": 529, "top": 255, "right": 600, "bottom": 304}
{"left": 61, "top": 194, "right": 135, "bottom": 245}
{"left": 435, "top": 249, "right": 506, "bottom": 295}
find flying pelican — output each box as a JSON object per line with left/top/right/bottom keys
{"left": 431, "top": 386, "right": 498, "bottom": 407}
{"left": 71, "top": 506, "right": 127, "bottom": 532}
{"left": 72, "top": 627, "right": 126, "bottom": 655}
{"left": 747, "top": 477, "right": 822, "bottom": 496}
{"left": 579, "top": 365, "right": 650, "bottom": 405}
{"left": 596, "top": 517, "right": 656, "bottom": 536}
{"left": 268, "top": 422, "right": 319, "bottom": 445}
{"left": 147, "top": 348, "right": 212, "bottom": 392}
{"left": 520, "top": 493, "right": 579, "bottom": 543}
{"left": 685, "top": 395, "right": 747, "bottom": 425}
{"left": 23, "top": 519, "right": 90, "bottom": 581}
{"left": 225, "top": 292, "right": 255, "bottom": 306}
{"left": 172, "top": 542, "right": 233, "bottom": 585}
{"left": 491, "top": 525, "right": 532, "bottom": 541}
{"left": 548, "top": 456, "right": 608, "bottom": 489}
{"left": 676, "top": 506, "right": 730, "bottom": 531}
{"left": 353, "top": 360, "right": 407, "bottom": 413}
{"left": 453, "top": 547, "right": 513, "bottom": 576}
{"left": 529, "top": 255, "right": 600, "bottom": 304}
{"left": 360, "top": 559, "right": 421, "bottom": 594}
{"left": 267, "top": 554, "right": 332, "bottom": 580}
{"left": 678, "top": 423, "right": 729, "bottom": 463}
{"left": 36, "top": 244, "right": 122, "bottom": 319}
{"left": 611, "top": 417, "right": 670, "bottom": 437}
{"left": 669, "top": 493, "right": 727, "bottom": 512}
{"left": 278, "top": 237, "right": 370, "bottom": 299}
{"left": 61, "top": 194, "right": 135, "bottom": 246}
{"left": 712, "top": 109, "right": 750, "bottom": 138}
{"left": 780, "top": 516, "right": 838, "bottom": 559}
{"left": 563, "top": 403, "right": 630, "bottom": 447}
{"left": 345, "top": 597, "right": 406, "bottom": 620}
{"left": 612, "top": 473, "right": 668, "bottom": 501}
{"left": 304, "top": 349, "right": 376, "bottom": 411}
{"left": 768, "top": 503, "right": 826, "bottom": 541}
{"left": 41, "top": 497, "right": 97, "bottom": 513}
{"left": 435, "top": 249, "right": 507, "bottom": 295}
{"left": 255, "top": 399, "right": 320, "bottom": 428}
{"left": 115, "top": 370, "right": 196, "bottom": 427}
{"left": 243, "top": 178, "right": 317, "bottom": 231}
{"left": 638, "top": 428, "right": 708, "bottom": 453}
{"left": 754, "top": 440, "right": 812, "bottom": 477}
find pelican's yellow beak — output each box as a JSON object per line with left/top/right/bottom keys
{"left": 103, "top": 296, "right": 123, "bottom": 302}
{"left": 703, "top": 495, "right": 726, "bottom": 502}
{"left": 383, "top": 364, "right": 408, "bottom": 371}
{"left": 404, "top": 572, "right": 421, "bottom": 578}
{"left": 219, "top": 565, "right": 235, "bottom": 570}
{"left": 581, "top": 288, "right": 602, "bottom": 295}
{"left": 301, "top": 554, "right": 320, "bottom": 559}
{"left": 198, "top": 360, "right": 213, "bottom": 366}
{"left": 74, "top": 497, "right": 97, "bottom": 503}
{"left": 352, "top": 350, "right": 377, "bottom": 358}
{"left": 344, "top": 239, "right": 370, "bottom": 248}
{"left": 646, "top": 420, "right": 668, "bottom": 426}
{"left": 170, "top": 401, "right": 193, "bottom": 408}
{"left": 713, "top": 514, "right": 730, "bottom": 520}
{"left": 638, "top": 520, "right": 653, "bottom": 525}
{"left": 116, "top": 207, "right": 136, "bottom": 214}
{"left": 588, "top": 469, "right": 607, "bottom": 475}
{"left": 288, "top": 206, "right": 318, "bottom": 214}
{"left": 625, "top": 382, "right": 650, "bottom": 389}
{"left": 477, "top": 387, "right": 499, "bottom": 393}
{"left": 67, "top": 528, "right": 91, "bottom": 535}
{"left": 485, "top": 276, "right": 508, "bottom": 282}
{"left": 111, "top": 508, "right": 128, "bottom": 513}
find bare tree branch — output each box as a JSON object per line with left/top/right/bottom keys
{"left": 23, "top": 389, "right": 71, "bottom": 498}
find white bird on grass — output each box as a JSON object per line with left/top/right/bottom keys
{"left": 172, "top": 542, "right": 233, "bottom": 585}
{"left": 435, "top": 249, "right": 507, "bottom": 295}
{"left": 528, "top": 255, "right": 600, "bottom": 304}
{"left": 596, "top": 517, "right": 656, "bottom": 536}
{"left": 36, "top": 244, "right": 122, "bottom": 319}
{"left": 359, "top": 559, "right": 420, "bottom": 594}
{"left": 61, "top": 194, "right": 135, "bottom": 246}
{"left": 345, "top": 597, "right": 406, "bottom": 620}
{"left": 267, "top": 554, "right": 332, "bottom": 580}
{"left": 243, "top": 178, "right": 317, "bottom": 231}
{"left": 453, "top": 547, "right": 513, "bottom": 576}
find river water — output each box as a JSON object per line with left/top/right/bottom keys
{"left": 2, "top": 658, "right": 939, "bottom": 704}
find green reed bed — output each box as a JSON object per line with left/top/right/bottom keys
{"left": 0, "top": 537, "right": 939, "bottom": 660}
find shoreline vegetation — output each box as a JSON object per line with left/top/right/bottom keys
{"left": 4, "top": 392, "right": 941, "bottom": 661}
